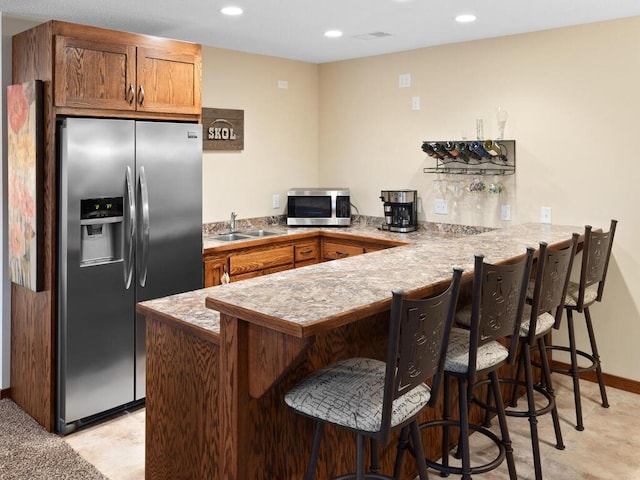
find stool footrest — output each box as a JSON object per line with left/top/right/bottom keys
{"left": 419, "top": 419, "right": 506, "bottom": 476}
{"left": 473, "top": 377, "right": 556, "bottom": 418}
{"left": 335, "top": 475, "right": 393, "bottom": 480}
{"left": 533, "top": 345, "right": 598, "bottom": 375}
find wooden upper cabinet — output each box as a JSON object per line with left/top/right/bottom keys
{"left": 52, "top": 23, "right": 201, "bottom": 118}
{"left": 136, "top": 46, "right": 201, "bottom": 115}
{"left": 55, "top": 36, "right": 137, "bottom": 111}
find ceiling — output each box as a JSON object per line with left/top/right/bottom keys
{"left": 2, "top": 0, "right": 640, "bottom": 63}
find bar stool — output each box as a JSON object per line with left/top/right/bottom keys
{"left": 284, "top": 268, "right": 462, "bottom": 480}
{"left": 420, "top": 249, "right": 533, "bottom": 480}
{"left": 547, "top": 220, "right": 617, "bottom": 431}
{"left": 475, "top": 236, "right": 579, "bottom": 480}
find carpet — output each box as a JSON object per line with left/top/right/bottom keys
{"left": 0, "top": 399, "right": 109, "bottom": 480}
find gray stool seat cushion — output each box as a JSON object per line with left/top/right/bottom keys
{"left": 519, "top": 304, "right": 555, "bottom": 337}
{"left": 444, "top": 327, "right": 508, "bottom": 374}
{"left": 454, "top": 305, "right": 472, "bottom": 328}
{"left": 564, "top": 281, "right": 598, "bottom": 307}
{"left": 284, "top": 357, "right": 431, "bottom": 433}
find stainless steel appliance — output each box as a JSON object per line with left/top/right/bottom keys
{"left": 57, "top": 118, "right": 203, "bottom": 433}
{"left": 379, "top": 190, "right": 418, "bottom": 232}
{"left": 287, "top": 188, "right": 351, "bottom": 226}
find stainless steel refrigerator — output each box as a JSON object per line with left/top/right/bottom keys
{"left": 57, "top": 117, "right": 203, "bottom": 434}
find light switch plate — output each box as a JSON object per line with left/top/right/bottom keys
{"left": 398, "top": 73, "right": 411, "bottom": 88}
{"left": 501, "top": 204, "right": 511, "bottom": 221}
{"left": 541, "top": 206, "right": 552, "bottom": 224}
{"left": 273, "top": 194, "right": 280, "bottom": 209}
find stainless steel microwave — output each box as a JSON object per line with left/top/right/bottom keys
{"left": 287, "top": 188, "right": 351, "bottom": 226}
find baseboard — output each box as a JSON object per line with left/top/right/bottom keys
{"left": 551, "top": 360, "right": 640, "bottom": 395}
{"left": 0, "top": 388, "right": 12, "bottom": 400}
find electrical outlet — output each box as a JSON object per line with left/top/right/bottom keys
{"left": 501, "top": 204, "right": 511, "bottom": 221}
{"left": 412, "top": 96, "right": 421, "bottom": 111}
{"left": 434, "top": 199, "right": 448, "bottom": 215}
{"left": 541, "top": 206, "right": 552, "bottom": 224}
{"left": 272, "top": 194, "right": 280, "bottom": 209}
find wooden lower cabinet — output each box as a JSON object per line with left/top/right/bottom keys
{"left": 203, "top": 233, "right": 406, "bottom": 287}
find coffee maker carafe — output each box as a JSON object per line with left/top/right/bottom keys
{"left": 379, "top": 190, "right": 418, "bottom": 232}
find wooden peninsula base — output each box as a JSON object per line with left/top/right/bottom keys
{"left": 143, "top": 297, "right": 512, "bottom": 479}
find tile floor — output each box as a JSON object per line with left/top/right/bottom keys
{"left": 64, "top": 375, "right": 640, "bottom": 479}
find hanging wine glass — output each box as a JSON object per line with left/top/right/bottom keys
{"left": 496, "top": 107, "right": 509, "bottom": 140}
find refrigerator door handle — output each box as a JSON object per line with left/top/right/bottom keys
{"left": 138, "top": 166, "right": 150, "bottom": 287}
{"left": 124, "top": 166, "right": 136, "bottom": 289}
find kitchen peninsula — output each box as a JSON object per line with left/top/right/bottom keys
{"left": 137, "top": 223, "right": 581, "bottom": 480}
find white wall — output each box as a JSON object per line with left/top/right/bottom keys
{"left": 318, "top": 18, "right": 640, "bottom": 381}
{"left": 200, "top": 46, "right": 319, "bottom": 224}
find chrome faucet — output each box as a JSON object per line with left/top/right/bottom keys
{"left": 230, "top": 211, "right": 237, "bottom": 233}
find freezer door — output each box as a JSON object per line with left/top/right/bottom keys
{"left": 134, "top": 121, "right": 203, "bottom": 399}
{"left": 58, "top": 118, "right": 136, "bottom": 431}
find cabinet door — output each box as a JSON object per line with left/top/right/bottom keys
{"left": 55, "top": 36, "right": 136, "bottom": 111}
{"left": 136, "top": 46, "right": 201, "bottom": 115}
{"left": 204, "top": 258, "right": 226, "bottom": 287}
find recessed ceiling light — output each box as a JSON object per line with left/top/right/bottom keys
{"left": 221, "top": 6, "right": 243, "bottom": 16}
{"left": 324, "top": 30, "right": 343, "bottom": 38}
{"left": 455, "top": 13, "right": 477, "bottom": 23}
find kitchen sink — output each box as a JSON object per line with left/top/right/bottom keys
{"left": 211, "top": 233, "right": 251, "bottom": 241}
{"left": 241, "top": 230, "right": 281, "bottom": 237}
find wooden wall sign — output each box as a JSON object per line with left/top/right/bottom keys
{"left": 202, "top": 108, "right": 244, "bottom": 151}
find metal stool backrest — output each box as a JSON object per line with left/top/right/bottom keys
{"left": 527, "top": 235, "right": 579, "bottom": 342}
{"left": 468, "top": 249, "right": 534, "bottom": 380}
{"left": 574, "top": 220, "right": 617, "bottom": 312}
{"left": 379, "top": 268, "right": 463, "bottom": 445}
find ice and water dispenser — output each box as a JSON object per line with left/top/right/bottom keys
{"left": 80, "top": 197, "right": 124, "bottom": 265}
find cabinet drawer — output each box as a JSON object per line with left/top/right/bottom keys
{"left": 229, "top": 245, "right": 294, "bottom": 276}
{"left": 322, "top": 241, "right": 364, "bottom": 261}
{"left": 295, "top": 241, "right": 320, "bottom": 265}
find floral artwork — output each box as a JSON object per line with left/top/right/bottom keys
{"left": 7, "top": 80, "right": 43, "bottom": 292}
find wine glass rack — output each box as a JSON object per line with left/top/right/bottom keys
{"left": 422, "top": 139, "right": 516, "bottom": 175}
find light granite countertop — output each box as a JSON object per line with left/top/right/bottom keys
{"left": 138, "top": 223, "right": 582, "bottom": 339}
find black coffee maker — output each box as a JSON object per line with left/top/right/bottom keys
{"left": 379, "top": 190, "right": 418, "bottom": 232}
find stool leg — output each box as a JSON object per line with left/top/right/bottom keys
{"left": 370, "top": 438, "right": 380, "bottom": 474}
{"left": 523, "top": 345, "right": 543, "bottom": 480}
{"left": 584, "top": 307, "right": 609, "bottom": 409}
{"left": 566, "top": 309, "right": 585, "bottom": 431}
{"left": 393, "top": 426, "right": 410, "bottom": 480}
{"left": 356, "top": 433, "right": 365, "bottom": 480}
{"left": 538, "top": 336, "right": 564, "bottom": 450}
{"left": 509, "top": 346, "right": 526, "bottom": 408}
{"left": 305, "top": 421, "right": 324, "bottom": 480}
{"left": 457, "top": 376, "right": 472, "bottom": 480}
{"left": 483, "top": 380, "right": 494, "bottom": 428}
{"left": 409, "top": 420, "right": 431, "bottom": 480}
{"left": 441, "top": 374, "right": 451, "bottom": 476}
{"left": 489, "top": 370, "right": 517, "bottom": 480}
